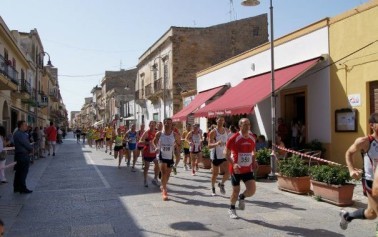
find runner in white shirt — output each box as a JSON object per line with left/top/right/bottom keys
{"left": 208, "top": 116, "right": 230, "bottom": 196}
{"left": 153, "top": 118, "right": 181, "bottom": 201}
{"left": 185, "top": 124, "right": 202, "bottom": 176}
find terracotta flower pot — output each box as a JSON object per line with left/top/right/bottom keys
{"left": 277, "top": 174, "right": 311, "bottom": 194}
{"left": 311, "top": 180, "right": 355, "bottom": 207}
{"left": 256, "top": 164, "right": 271, "bottom": 178}
{"left": 199, "top": 158, "right": 212, "bottom": 169}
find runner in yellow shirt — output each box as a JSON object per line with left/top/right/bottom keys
{"left": 105, "top": 124, "right": 114, "bottom": 155}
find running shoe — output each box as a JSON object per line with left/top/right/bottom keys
{"left": 218, "top": 183, "right": 226, "bottom": 195}
{"left": 184, "top": 165, "right": 188, "bottom": 171}
{"left": 211, "top": 187, "right": 216, "bottom": 196}
{"left": 105, "top": 150, "right": 107, "bottom": 153}
{"left": 127, "top": 160, "right": 130, "bottom": 167}
{"left": 144, "top": 180, "right": 148, "bottom": 187}
{"left": 109, "top": 151, "right": 112, "bottom": 155}
{"left": 196, "top": 165, "right": 199, "bottom": 171}
{"left": 238, "top": 198, "right": 245, "bottom": 210}
{"left": 152, "top": 178, "right": 159, "bottom": 186}
{"left": 228, "top": 209, "right": 238, "bottom": 219}
{"left": 173, "top": 166, "right": 177, "bottom": 175}
{"left": 131, "top": 167, "right": 136, "bottom": 172}
{"left": 192, "top": 170, "right": 196, "bottom": 176}
{"left": 339, "top": 210, "right": 350, "bottom": 230}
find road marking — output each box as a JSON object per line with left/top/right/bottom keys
{"left": 84, "top": 152, "right": 111, "bottom": 188}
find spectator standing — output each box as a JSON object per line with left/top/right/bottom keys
{"left": 0, "top": 125, "right": 8, "bottom": 183}
{"left": 13, "top": 120, "right": 33, "bottom": 193}
{"left": 45, "top": 121, "right": 57, "bottom": 156}
{"left": 39, "top": 126, "right": 46, "bottom": 156}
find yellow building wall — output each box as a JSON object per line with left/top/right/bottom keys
{"left": 329, "top": 1, "right": 378, "bottom": 166}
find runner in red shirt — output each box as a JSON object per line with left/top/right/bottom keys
{"left": 45, "top": 121, "right": 57, "bottom": 156}
{"left": 139, "top": 121, "right": 159, "bottom": 187}
{"left": 225, "top": 118, "right": 257, "bottom": 219}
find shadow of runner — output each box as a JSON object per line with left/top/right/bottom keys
{"left": 169, "top": 193, "right": 229, "bottom": 208}
{"left": 241, "top": 219, "right": 344, "bottom": 237}
{"left": 251, "top": 200, "right": 306, "bottom": 211}
{"left": 170, "top": 221, "right": 223, "bottom": 236}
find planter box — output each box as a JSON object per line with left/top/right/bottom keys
{"left": 199, "top": 158, "right": 212, "bottom": 169}
{"left": 256, "top": 165, "right": 271, "bottom": 178}
{"left": 311, "top": 180, "right": 355, "bottom": 207}
{"left": 277, "top": 175, "right": 311, "bottom": 194}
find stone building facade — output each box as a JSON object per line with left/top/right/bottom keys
{"left": 135, "top": 14, "right": 268, "bottom": 126}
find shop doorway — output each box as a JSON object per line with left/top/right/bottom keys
{"left": 281, "top": 87, "right": 307, "bottom": 147}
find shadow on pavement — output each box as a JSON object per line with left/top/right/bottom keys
{"left": 241, "top": 219, "right": 344, "bottom": 237}
{"left": 170, "top": 221, "right": 223, "bottom": 236}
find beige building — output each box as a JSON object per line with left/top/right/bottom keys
{"left": 135, "top": 15, "right": 268, "bottom": 126}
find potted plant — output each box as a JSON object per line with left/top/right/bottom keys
{"left": 309, "top": 165, "right": 355, "bottom": 206}
{"left": 277, "top": 155, "right": 311, "bottom": 194}
{"left": 199, "top": 146, "right": 211, "bottom": 169}
{"left": 255, "top": 148, "right": 271, "bottom": 178}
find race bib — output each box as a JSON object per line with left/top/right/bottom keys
{"left": 237, "top": 153, "right": 252, "bottom": 167}
{"left": 162, "top": 146, "right": 171, "bottom": 152}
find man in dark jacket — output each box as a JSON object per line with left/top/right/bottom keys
{"left": 13, "top": 120, "right": 33, "bottom": 194}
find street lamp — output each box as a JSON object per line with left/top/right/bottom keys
{"left": 35, "top": 51, "right": 53, "bottom": 127}
{"left": 151, "top": 55, "right": 169, "bottom": 119}
{"left": 242, "top": 0, "right": 276, "bottom": 179}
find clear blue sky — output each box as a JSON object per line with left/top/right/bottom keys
{"left": 0, "top": 0, "right": 370, "bottom": 114}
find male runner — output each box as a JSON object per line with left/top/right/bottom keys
{"left": 105, "top": 124, "right": 114, "bottom": 155}
{"left": 139, "top": 121, "right": 159, "bottom": 187}
{"left": 208, "top": 116, "right": 230, "bottom": 196}
{"left": 154, "top": 118, "right": 181, "bottom": 200}
{"left": 340, "top": 112, "right": 378, "bottom": 230}
{"left": 225, "top": 118, "right": 257, "bottom": 219}
{"left": 125, "top": 124, "right": 139, "bottom": 172}
{"left": 181, "top": 124, "right": 192, "bottom": 171}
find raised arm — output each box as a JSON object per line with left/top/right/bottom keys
{"left": 345, "top": 136, "right": 367, "bottom": 180}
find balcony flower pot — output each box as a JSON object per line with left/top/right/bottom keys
{"left": 277, "top": 155, "right": 310, "bottom": 194}
{"left": 255, "top": 148, "right": 271, "bottom": 178}
{"left": 310, "top": 165, "right": 354, "bottom": 206}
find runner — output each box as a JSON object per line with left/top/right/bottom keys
{"left": 208, "top": 116, "right": 229, "bottom": 196}
{"left": 125, "top": 124, "right": 139, "bottom": 172}
{"left": 105, "top": 124, "right": 114, "bottom": 155}
{"left": 153, "top": 118, "right": 181, "bottom": 200}
{"left": 181, "top": 124, "right": 192, "bottom": 171}
{"left": 186, "top": 123, "right": 203, "bottom": 176}
{"left": 139, "top": 121, "right": 159, "bottom": 187}
{"left": 225, "top": 118, "right": 257, "bottom": 219}
{"left": 136, "top": 124, "right": 145, "bottom": 158}
{"left": 339, "top": 112, "right": 378, "bottom": 230}
{"left": 113, "top": 128, "right": 124, "bottom": 168}
{"left": 172, "top": 123, "right": 181, "bottom": 175}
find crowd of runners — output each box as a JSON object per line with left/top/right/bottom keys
{"left": 75, "top": 116, "right": 257, "bottom": 218}
{"left": 72, "top": 112, "right": 378, "bottom": 229}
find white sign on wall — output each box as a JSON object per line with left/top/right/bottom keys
{"left": 348, "top": 94, "right": 361, "bottom": 107}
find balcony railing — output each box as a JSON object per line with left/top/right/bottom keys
{"left": 145, "top": 84, "right": 153, "bottom": 97}
{"left": 0, "top": 54, "right": 19, "bottom": 85}
{"left": 20, "top": 79, "right": 31, "bottom": 94}
{"left": 154, "top": 78, "right": 163, "bottom": 92}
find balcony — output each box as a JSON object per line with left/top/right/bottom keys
{"left": 49, "top": 88, "right": 59, "bottom": 102}
{"left": 0, "top": 54, "right": 19, "bottom": 90}
{"left": 13, "top": 79, "right": 31, "bottom": 100}
{"left": 153, "top": 78, "right": 163, "bottom": 96}
{"left": 145, "top": 84, "right": 153, "bottom": 97}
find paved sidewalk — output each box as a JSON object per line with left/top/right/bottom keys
{"left": 0, "top": 135, "right": 376, "bottom": 236}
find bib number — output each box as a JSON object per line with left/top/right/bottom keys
{"left": 238, "top": 153, "right": 252, "bottom": 167}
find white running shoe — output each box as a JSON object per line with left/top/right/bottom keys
{"left": 228, "top": 209, "right": 238, "bottom": 219}
{"left": 184, "top": 165, "right": 188, "bottom": 171}
{"left": 211, "top": 188, "right": 216, "bottom": 196}
{"left": 238, "top": 199, "right": 245, "bottom": 210}
{"left": 339, "top": 210, "right": 350, "bottom": 230}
